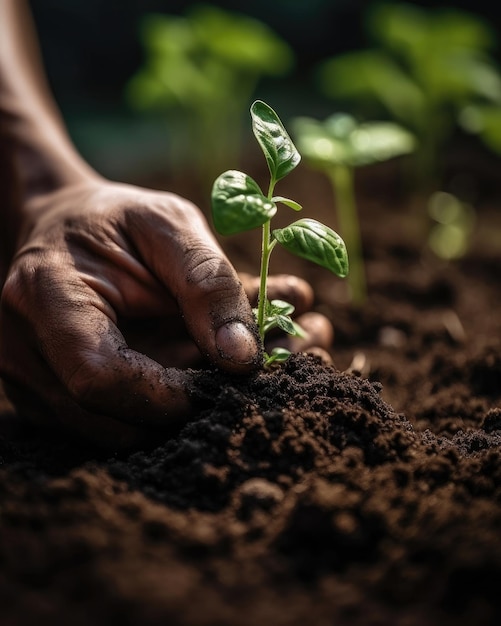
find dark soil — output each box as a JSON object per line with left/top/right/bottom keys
{"left": 3, "top": 145, "right": 501, "bottom": 625}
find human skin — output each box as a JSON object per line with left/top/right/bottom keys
{"left": 0, "top": 0, "right": 333, "bottom": 448}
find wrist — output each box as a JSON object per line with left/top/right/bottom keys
{"left": 0, "top": 114, "right": 101, "bottom": 282}
{"left": 0, "top": 0, "right": 101, "bottom": 283}
{"left": 4, "top": 108, "right": 99, "bottom": 198}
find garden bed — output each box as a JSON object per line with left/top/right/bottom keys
{"left": 2, "top": 145, "right": 501, "bottom": 625}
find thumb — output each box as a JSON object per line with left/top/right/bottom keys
{"left": 181, "top": 257, "right": 262, "bottom": 372}
{"left": 129, "top": 196, "right": 262, "bottom": 372}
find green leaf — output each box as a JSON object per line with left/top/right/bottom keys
{"left": 190, "top": 4, "right": 293, "bottom": 75}
{"left": 272, "top": 196, "right": 302, "bottom": 211}
{"left": 291, "top": 320, "right": 307, "bottom": 338}
{"left": 293, "top": 116, "right": 352, "bottom": 167}
{"left": 264, "top": 347, "right": 292, "bottom": 367}
{"left": 273, "top": 218, "right": 349, "bottom": 277}
{"left": 274, "top": 315, "right": 297, "bottom": 335}
{"left": 441, "top": 53, "right": 501, "bottom": 103}
{"left": 211, "top": 170, "right": 277, "bottom": 235}
{"left": 261, "top": 299, "right": 303, "bottom": 336}
{"left": 316, "top": 51, "right": 425, "bottom": 128}
{"left": 369, "top": 3, "right": 495, "bottom": 56}
{"left": 293, "top": 115, "right": 416, "bottom": 169}
{"left": 269, "top": 299, "right": 295, "bottom": 316}
{"left": 349, "top": 122, "right": 416, "bottom": 166}
{"left": 251, "top": 100, "right": 301, "bottom": 182}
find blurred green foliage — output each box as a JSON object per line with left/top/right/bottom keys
{"left": 459, "top": 103, "right": 501, "bottom": 155}
{"left": 292, "top": 112, "right": 415, "bottom": 304}
{"left": 427, "top": 191, "right": 476, "bottom": 260}
{"left": 316, "top": 2, "right": 501, "bottom": 191}
{"left": 292, "top": 113, "right": 416, "bottom": 169}
{"left": 125, "top": 3, "right": 293, "bottom": 188}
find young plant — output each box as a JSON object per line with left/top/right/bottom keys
{"left": 125, "top": 4, "right": 293, "bottom": 191}
{"left": 292, "top": 112, "right": 415, "bottom": 305}
{"left": 315, "top": 2, "right": 501, "bottom": 193}
{"left": 211, "top": 100, "right": 349, "bottom": 367}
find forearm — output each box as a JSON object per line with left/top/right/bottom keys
{"left": 0, "top": 0, "right": 98, "bottom": 278}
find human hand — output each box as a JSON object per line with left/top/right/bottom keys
{"left": 0, "top": 180, "right": 333, "bottom": 448}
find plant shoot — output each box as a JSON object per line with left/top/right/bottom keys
{"left": 315, "top": 3, "right": 501, "bottom": 192}
{"left": 211, "top": 100, "right": 349, "bottom": 367}
{"left": 126, "top": 5, "right": 293, "bottom": 191}
{"left": 293, "top": 112, "right": 415, "bottom": 305}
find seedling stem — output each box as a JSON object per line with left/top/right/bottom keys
{"left": 329, "top": 164, "right": 366, "bottom": 305}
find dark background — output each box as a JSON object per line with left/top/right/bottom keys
{"left": 28, "top": 0, "right": 501, "bottom": 181}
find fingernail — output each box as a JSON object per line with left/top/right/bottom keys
{"left": 216, "top": 322, "right": 259, "bottom": 364}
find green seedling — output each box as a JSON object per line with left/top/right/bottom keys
{"left": 126, "top": 4, "right": 293, "bottom": 190}
{"left": 211, "top": 100, "right": 349, "bottom": 367}
{"left": 315, "top": 2, "right": 501, "bottom": 192}
{"left": 292, "top": 112, "right": 415, "bottom": 305}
